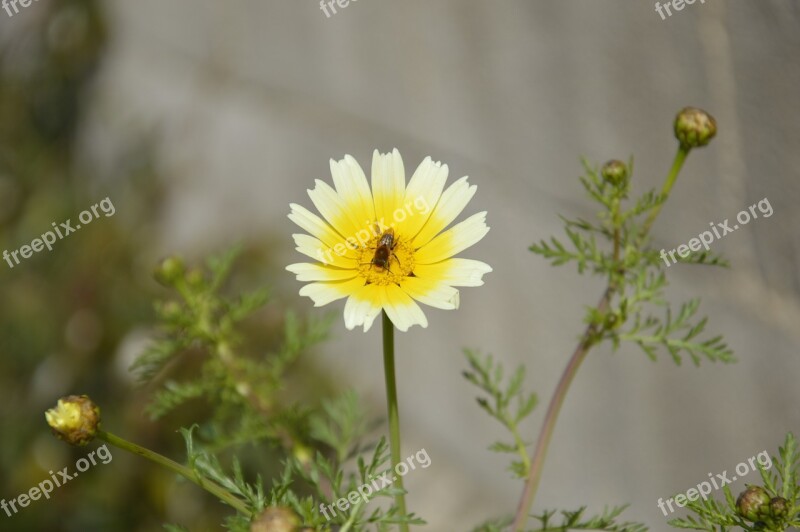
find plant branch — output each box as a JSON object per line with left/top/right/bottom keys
{"left": 510, "top": 287, "right": 613, "bottom": 531}
{"left": 513, "top": 145, "right": 691, "bottom": 530}
{"left": 97, "top": 430, "right": 251, "bottom": 517}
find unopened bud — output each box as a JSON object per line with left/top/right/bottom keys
{"left": 185, "top": 268, "right": 205, "bottom": 288}
{"left": 736, "top": 486, "right": 771, "bottom": 522}
{"left": 293, "top": 444, "right": 313, "bottom": 467}
{"left": 158, "top": 300, "right": 182, "bottom": 320}
{"left": 45, "top": 395, "right": 100, "bottom": 446}
{"left": 155, "top": 256, "right": 185, "bottom": 286}
{"left": 770, "top": 496, "right": 788, "bottom": 519}
{"left": 250, "top": 506, "right": 300, "bottom": 532}
{"left": 674, "top": 107, "right": 717, "bottom": 149}
{"left": 601, "top": 160, "right": 628, "bottom": 186}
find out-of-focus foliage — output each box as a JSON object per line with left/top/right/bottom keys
{"left": 0, "top": 2, "right": 333, "bottom": 530}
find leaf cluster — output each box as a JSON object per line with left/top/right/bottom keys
{"left": 474, "top": 505, "right": 648, "bottom": 532}
{"left": 669, "top": 433, "right": 800, "bottom": 532}
{"left": 463, "top": 350, "right": 537, "bottom": 479}
{"left": 134, "top": 248, "right": 424, "bottom": 531}
{"left": 531, "top": 159, "right": 733, "bottom": 365}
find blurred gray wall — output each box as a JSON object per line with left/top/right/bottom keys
{"left": 73, "top": 0, "right": 800, "bottom": 529}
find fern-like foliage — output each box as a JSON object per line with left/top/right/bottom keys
{"left": 463, "top": 350, "right": 537, "bottom": 479}
{"left": 132, "top": 250, "right": 425, "bottom": 530}
{"left": 474, "top": 505, "right": 648, "bottom": 532}
{"left": 669, "top": 433, "right": 800, "bottom": 532}
{"left": 531, "top": 158, "right": 733, "bottom": 365}
{"left": 131, "top": 247, "right": 332, "bottom": 454}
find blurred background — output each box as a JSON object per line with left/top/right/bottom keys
{"left": 1, "top": 0, "right": 799, "bottom": 530}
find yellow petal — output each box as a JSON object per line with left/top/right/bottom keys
{"left": 288, "top": 203, "right": 347, "bottom": 250}
{"left": 307, "top": 179, "right": 363, "bottom": 240}
{"left": 397, "top": 157, "right": 449, "bottom": 240}
{"left": 414, "top": 212, "right": 489, "bottom": 265}
{"left": 292, "top": 234, "right": 357, "bottom": 268}
{"left": 330, "top": 155, "right": 375, "bottom": 227}
{"left": 412, "top": 176, "right": 477, "bottom": 248}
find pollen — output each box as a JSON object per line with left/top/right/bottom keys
{"left": 357, "top": 232, "right": 415, "bottom": 286}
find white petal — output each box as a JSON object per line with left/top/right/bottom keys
{"left": 413, "top": 258, "right": 493, "bottom": 287}
{"left": 401, "top": 277, "right": 460, "bottom": 310}
{"left": 298, "top": 278, "right": 364, "bottom": 307}
{"left": 412, "top": 176, "right": 477, "bottom": 248}
{"left": 414, "top": 212, "right": 490, "bottom": 265}
{"left": 380, "top": 284, "right": 428, "bottom": 332}
{"left": 371, "top": 148, "right": 406, "bottom": 224}
{"left": 286, "top": 263, "right": 358, "bottom": 282}
{"left": 343, "top": 284, "right": 382, "bottom": 332}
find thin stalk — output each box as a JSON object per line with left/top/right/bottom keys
{"left": 512, "top": 145, "right": 690, "bottom": 530}
{"left": 642, "top": 146, "right": 690, "bottom": 236}
{"left": 97, "top": 430, "right": 251, "bottom": 517}
{"left": 510, "top": 288, "right": 612, "bottom": 531}
{"left": 382, "top": 311, "right": 409, "bottom": 532}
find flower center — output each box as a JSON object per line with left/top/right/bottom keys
{"left": 356, "top": 230, "right": 415, "bottom": 286}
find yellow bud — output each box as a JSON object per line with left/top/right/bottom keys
{"left": 45, "top": 395, "right": 100, "bottom": 446}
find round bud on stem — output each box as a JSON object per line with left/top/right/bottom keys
{"left": 45, "top": 395, "right": 101, "bottom": 446}
{"left": 770, "top": 496, "right": 788, "bottom": 519}
{"left": 674, "top": 107, "right": 717, "bottom": 149}
{"left": 736, "top": 486, "right": 771, "bottom": 522}
{"left": 601, "top": 160, "right": 629, "bottom": 186}
{"left": 185, "top": 268, "right": 205, "bottom": 288}
{"left": 250, "top": 507, "right": 300, "bottom": 532}
{"left": 155, "top": 256, "right": 185, "bottom": 286}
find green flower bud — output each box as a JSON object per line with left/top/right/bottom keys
{"left": 736, "top": 486, "right": 771, "bottom": 522}
{"left": 155, "top": 256, "right": 185, "bottom": 286}
{"left": 674, "top": 107, "right": 717, "bottom": 149}
{"left": 601, "top": 160, "right": 629, "bottom": 186}
{"left": 45, "top": 395, "right": 100, "bottom": 446}
{"left": 185, "top": 268, "right": 205, "bottom": 288}
{"left": 292, "top": 443, "right": 313, "bottom": 467}
{"left": 157, "top": 300, "right": 182, "bottom": 320}
{"left": 250, "top": 507, "right": 300, "bottom": 532}
{"left": 769, "top": 496, "right": 788, "bottom": 519}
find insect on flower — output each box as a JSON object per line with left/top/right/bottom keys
{"left": 287, "top": 149, "right": 492, "bottom": 332}
{"left": 365, "top": 226, "right": 401, "bottom": 273}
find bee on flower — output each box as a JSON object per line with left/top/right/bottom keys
{"left": 287, "top": 149, "right": 491, "bottom": 332}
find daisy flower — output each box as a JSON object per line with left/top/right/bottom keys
{"left": 287, "top": 149, "right": 491, "bottom": 332}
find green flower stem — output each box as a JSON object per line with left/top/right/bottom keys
{"left": 641, "top": 145, "right": 690, "bottom": 237}
{"left": 96, "top": 429, "right": 251, "bottom": 517}
{"left": 512, "top": 147, "right": 692, "bottom": 531}
{"left": 382, "top": 311, "right": 409, "bottom": 532}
